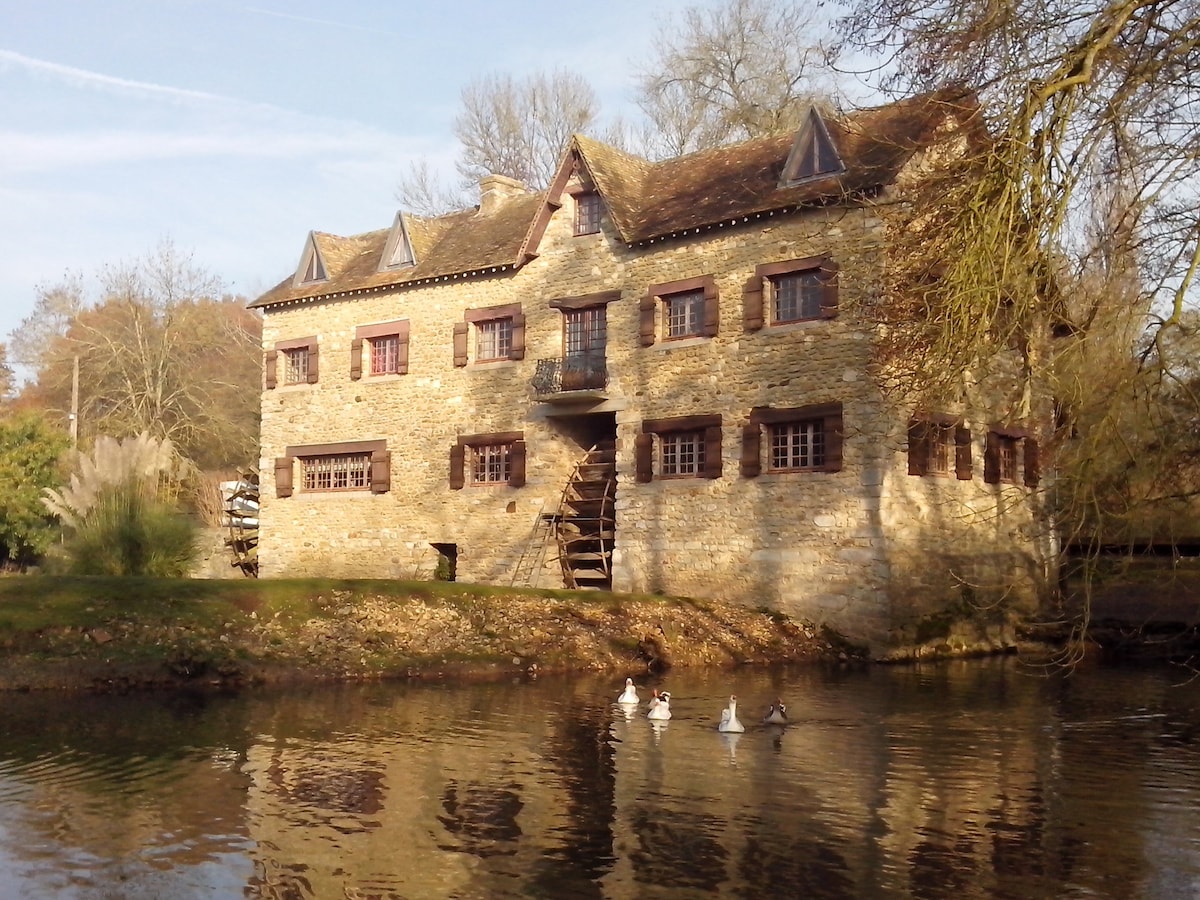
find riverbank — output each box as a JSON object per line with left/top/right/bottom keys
{"left": 0, "top": 576, "right": 863, "bottom": 692}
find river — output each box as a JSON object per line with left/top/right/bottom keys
{"left": 0, "top": 657, "right": 1197, "bottom": 898}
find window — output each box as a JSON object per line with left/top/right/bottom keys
{"left": 780, "top": 107, "right": 844, "bottom": 185}
{"left": 640, "top": 276, "right": 719, "bottom": 346}
{"left": 907, "top": 415, "right": 971, "bottom": 479}
{"left": 636, "top": 415, "right": 723, "bottom": 482}
{"left": 274, "top": 440, "right": 389, "bottom": 498}
{"left": 984, "top": 428, "right": 1040, "bottom": 487}
{"left": 564, "top": 306, "right": 607, "bottom": 357}
{"left": 741, "top": 404, "right": 844, "bottom": 477}
{"left": 575, "top": 192, "right": 603, "bottom": 235}
{"left": 455, "top": 304, "right": 525, "bottom": 366}
{"left": 744, "top": 257, "right": 838, "bottom": 331}
{"left": 449, "top": 432, "right": 526, "bottom": 488}
{"left": 351, "top": 320, "right": 409, "bottom": 379}
{"left": 265, "top": 336, "right": 319, "bottom": 389}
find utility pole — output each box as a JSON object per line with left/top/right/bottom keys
{"left": 69, "top": 355, "right": 78, "bottom": 449}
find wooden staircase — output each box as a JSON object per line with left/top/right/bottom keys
{"left": 556, "top": 442, "right": 616, "bottom": 590}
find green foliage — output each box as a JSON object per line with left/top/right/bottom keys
{"left": 58, "top": 483, "right": 198, "bottom": 577}
{"left": 0, "top": 413, "right": 69, "bottom": 568}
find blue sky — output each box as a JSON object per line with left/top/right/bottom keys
{"left": 0, "top": 0, "right": 726, "bottom": 348}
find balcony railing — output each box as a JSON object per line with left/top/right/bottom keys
{"left": 532, "top": 355, "right": 608, "bottom": 395}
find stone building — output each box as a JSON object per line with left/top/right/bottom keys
{"left": 250, "top": 89, "right": 1053, "bottom": 649}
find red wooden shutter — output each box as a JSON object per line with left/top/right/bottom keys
{"left": 703, "top": 280, "right": 720, "bottom": 337}
{"left": 510, "top": 313, "right": 526, "bottom": 361}
{"left": 823, "top": 408, "right": 843, "bottom": 472}
{"left": 306, "top": 340, "right": 319, "bottom": 383}
{"left": 264, "top": 350, "right": 277, "bottom": 390}
{"left": 397, "top": 332, "right": 410, "bottom": 374}
{"left": 449, "top": 443, "right": 466, "bottom": 489}
{"left": 274, "top": 456, "right": 293, "bottom": 498}
{"left": 370, "top": 449, "right": 391, "bottom": 493}
{"left": 955, "top": 424, "right": 973, "bottom": 480}
{"left": 350, "top": 338, "right": 363, "bottom": 380}
{"left": 819, "top": 260, "right": 840, "bottom": 318}
{"left": 741, "top": 423, "right": 761, "bottom": 477}
{"left": 704, "top": 424, "right": 723, "bottom": 479}
{"left": 908, "top": 420, "right": 929, "bottom": 476}
{"left": 453, "top": 322, "right": 469, "bottom": 367}
{"left": 743, "top": 275, "right": 764, "bottom": 331}
{"left": 634, "top": 432, "right": 654, "bottom": 483}
{"left": 508, "top": 440, "right": 527, "bottom": 487}
{"left": 1023, "top": 438, "right": 1040, "bottom": 486}
{"left": 639, "top": 294, "right": 656, "bottom": 347}
{"left": 983, "top": 432, "right": 1001, "bottom": 484}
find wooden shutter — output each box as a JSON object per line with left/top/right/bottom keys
{"left": 639, "top": 294, "right": 656, "bottom": 347}
{"left": 397, "top": 332, "right": 410, "bottom": 374}
{"left": 510, "top": 313, "right": 526, "bottom": 361}
{"left": 350, "top": 338, "right": 363, "bottom": 380}
{"left": 703, "top": 280, "right": 720, "bottom": 337}
{"left": 370, "top": 449, "right": 391, "bottom": 493}
{"left": 449, "top": 443, "right": 466, "bottom": 489}
{"left": 743, "top": 274, "right": 764, "bottom": 331}
{"left": 907, "top": 420, "right": 929, "bottom": 476}
{"left": 274, "top": 456, "right": 293, "bottom": 498}
{"left": 508, "top": 440, "right": 527, "bottom": 487}
{"left": 955, "top": 424, "right": 973, "bottom": 480}
{"left": 819, "top": 260, "right": 840, "bottom": 318}
{"left": 634, "top": 432, "right": 654, "bottom": 483}
{"left": 452, "top": 322, "right": 469, "bottom": 367}
{"left": 822, "top": 408, "right": 844, "bottom": 473}
{"left": 1023, "top": 438, "right": 1040, "bottom": 487}
{"left": 983, "top": 432, "right": 1001, "bottom": 484}
{"left": 741, "top": 423, "right": 762, "bottom": 477}
{"left": 306, "top": 340, "right": 319, "bottom": 383}
{"left": 264, "top": 350, "right": 277, "bottom": 390}
{"left": 704, "top": 425, "right": 723, "bottom": 479}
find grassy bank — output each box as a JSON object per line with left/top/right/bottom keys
{"left": 0, "top": 577, "right": 854, "bottom": 692}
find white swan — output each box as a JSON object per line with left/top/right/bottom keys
{"left": 617, "top": 677, "right": 639, "bottom": 704}
{"left": 763, "top": 699, "right": 788, "bottom": 726}
{"left": 718, "top": 695, "right": 745, "bottom": 733}
{"left": 648, "top": 690, "right": 672, "bottom": 720}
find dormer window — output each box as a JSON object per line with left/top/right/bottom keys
{"left": 380, "top": 211, "right": 416, "bottom": 271}
{"left": 781, "top": 108, "right": 844, "bottom": 185}
{"left": 574, "top": 192, "right": 603, "bottom": 235}
{"left": 295, "top": 232, "right": 329, "bottom": 286}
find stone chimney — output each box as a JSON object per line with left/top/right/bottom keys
{"left": 478, "top": 174, "right": 526, "bottom": 215}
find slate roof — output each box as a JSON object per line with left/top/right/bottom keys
{"left": 250, "top": 88, "right": 978, "bottom": 311}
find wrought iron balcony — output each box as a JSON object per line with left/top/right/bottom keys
{"left": 532, "top": 354, "right": 608, "bottom": 397}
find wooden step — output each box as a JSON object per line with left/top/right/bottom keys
{"left": 571, "top": 569, "right": 611, "bottom": 581}
{"left": 564, "top": 551, "right": 608, "bottom": 563}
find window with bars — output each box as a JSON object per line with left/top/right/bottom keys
{"left": 660, "top": 431, "right": 706, "bottom": 477}
{"left": 369, "top": 335, "right": 400, "bottom": 375}
{"left": 997, "top": 435, "right": 1019, "bottom": 482}
{"left": 574, "top": 192, "right": 603, "bottom": 235}
{"left": 564, "top": 306, "right": 606, "bottom": 356}
{"left": 664, "top": 289, "right": 705, "bottom": 339}
{"left": 301, "top": 453, "right": 371, "bottom": 491}
{"left": 743, "top": 257, "right": 838, "bottom": 332}
{"left": 641, "top": 276, "right": 719, "bottom": 346}
{"left": 476, "top": 318, "right": 513, "bottom": 361}
{"left": 351, "top": 321, "right": 409, "bottom": 380}
{"left": 449, "top": 432, "right": 526, "bottom": 489}
{"left": 741, "top": 403, "right": 843, "bottom": 477}
{"left": 636, "top": 415, "right": 723, "bottom": 482}
{"left": 471, "top": 443, "right": 512, "bottom": 484}
{"left": 984, "top": 428, "right": 1039, "bottom": 486}
{"left": 284, "top": 347, "right": 310, "bottom": 384}
{"left": 771, "top": 270, "right": 824, "bottom": 323}
{"left": 769, "top": 420, "right": 826, "bottom": 471}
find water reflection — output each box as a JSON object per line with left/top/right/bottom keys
{"left": 0, "top": 660, "right": 1196, "bottom": 897}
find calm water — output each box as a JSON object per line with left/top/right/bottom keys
{"left": 0, "top": 659, "right": 1197, "bottom": 898}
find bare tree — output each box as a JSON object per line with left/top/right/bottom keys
{"left": 636, "top": 0, "right": 840, "bottom": 156}
{"left": 8, "top": 272, "right": 85, "bottom": 372}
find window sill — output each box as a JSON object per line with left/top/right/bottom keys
{"left": 469, "top": 359, "right": 519, "bottom": 370}
{"left": 762, "top": 318, "right": 828, "bottom": 335}
{"left": 650, "top": 336, "right": 711, "bottom": 351}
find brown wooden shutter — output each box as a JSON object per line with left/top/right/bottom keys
{"left": 1023, "top": 438, "right": 1040, "bottom": 486}
{"left": 397, "top": 332, "right": 410, "bottom": 374}
{"left": 510, "top": 313, "right": 526, "bottom": 361}
{"left": 274, "top": 456, "right": 293, "bottom": 498}
{"left": 370, "top": 449, "right": 391, "bottom": 493}
{"left": 634, "top": 432, "right": 654, "bottom": 482}
{"left": 908, "top": 420, "right": 929, "bottom": 476}
{"left": 306, "top": 340, "right": 319, "bottom": 383}
{"left": 508, "top": 440, "right": 527, "bottom": 487}
{"left": 984, "top": 432, "right": 1001, "bottom": 484}
{"left": 449, "top": 443, "right": 466, "bottom": 489}
{"left": 955, "top": 424, "right": 973, "bottom": 480}
{"left": 741, "top": 423, "right": 761, "bottom": 477}
{"left": 819, "top": 260, "right": 840, "bottom": 318}
{"left": 743, "top": 274, "right": 764, "bottom": 331}
{"left": 452, "top": 322, "right": 469, "bottom": 367}
{"left": 703, "top": 280, "right": 720, "bottom": 337}
{"left": 704, "top": 424, "right": 723, "bottom": 479}
{"left": 823, "top": 408, "right": 844, "bottom": 472}
{"left": 639, "top": 294, "right": 656, "bottom": 346}
{"left": 264, "top": 349, "right": 277, "bottom": 390}
{"left": 350, "top": 338, "right": 363, "bottom": 380}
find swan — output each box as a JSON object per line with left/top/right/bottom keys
{"left": 617, "top": 677, "right": 639, "bottom": 704}
{"left": 718, "top": 695, "right": 745, "bottom": 733}
{"left": 763, "top": 699, "right": 788, "bottom": 726}
{"left": 648, "top": 690, "right": 672, "bottom": 720}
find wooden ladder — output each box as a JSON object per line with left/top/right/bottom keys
{"left": 555, "top": 442, "right": 616, "bottom": 590}
{"left": 509, "top": 503, "right": 555, "bottom": 588}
